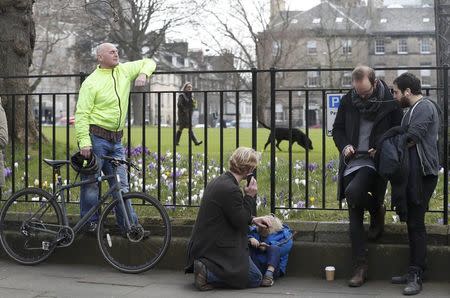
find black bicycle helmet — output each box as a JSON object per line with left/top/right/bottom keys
{"left": 70, "top": 151, "right": 99, "bottom": 175}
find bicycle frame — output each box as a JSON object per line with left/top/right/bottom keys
{"left": 52, "top": 163, "right": 133, "bottom": 235}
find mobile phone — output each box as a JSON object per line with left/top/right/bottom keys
{"left": 246, "top": 173, "right": 254, "bottom": 187}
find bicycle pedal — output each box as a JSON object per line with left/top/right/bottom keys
{"left": 42, "top": 241, "right": 50, "bottom": 251}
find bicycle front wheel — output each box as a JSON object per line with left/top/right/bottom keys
{"left": 0, "top": 187, "right": 63, "bottom": 265}
{"left": 97, "top": 192, "right": 172, "bottom": 273}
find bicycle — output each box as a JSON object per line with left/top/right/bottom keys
{"left": 0, "top": 155, "right": 171, "bottom": 273}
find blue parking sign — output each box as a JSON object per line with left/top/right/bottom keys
{"left": 326, "top": 93, "right": 344, "bottom": 136}
{"left": 329, "top": 95, "right": 341, "bottom": 108}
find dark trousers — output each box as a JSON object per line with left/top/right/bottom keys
{"left": 406, "top": 174, "right": 438, "bottom": 271}
{"left": 250, "top": 245, "right": 281, "bottom": 278}
{"left": 343, "top": 167, "right": 380, "bottom": 261}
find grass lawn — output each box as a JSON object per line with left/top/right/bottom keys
{"left": 1, "top": 126, "right": 446, "bottom": 224}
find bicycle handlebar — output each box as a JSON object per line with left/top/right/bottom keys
{"left": 101, "top": 156, "right": 140, "bottom": 171}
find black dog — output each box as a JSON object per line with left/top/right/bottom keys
{"left": 259, "top": 121, "right": 313, "bottom": 151}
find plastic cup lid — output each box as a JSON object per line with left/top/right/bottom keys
{"left": 325, "top": 266, "right": 335, "bottom": 271}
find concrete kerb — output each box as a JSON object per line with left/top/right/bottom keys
{"left": 0, "top": 220, "right": 448, "bottom": 281}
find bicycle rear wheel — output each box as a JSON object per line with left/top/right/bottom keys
{"left": 97, "top": 192, "right": 172, "bottom": 273}
{"left": 0, "top": 188, "right": 63, "bottom": 265}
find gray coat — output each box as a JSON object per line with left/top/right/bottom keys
{"left": 400, "top": 97, "right": 439, "bottom": 176}
{"left": 0, "top": 97, "right": 9, "bottom": 186}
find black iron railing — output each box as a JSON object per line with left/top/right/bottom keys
{"left": 0, "top": 66, "right": 448, "bottom": 224}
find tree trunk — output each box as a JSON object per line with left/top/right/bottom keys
{"left": 0, "top": 0, "right": 39, "bottom": 144}
{"left": 131, "top": 86, "right": 146, "bottom": 126}
{"left": 256, "top": 73, "right": 270, "bottom": 124}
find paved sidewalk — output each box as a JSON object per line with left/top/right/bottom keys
{"left": 0, "top": 260, "right": 448, "bottom": 297}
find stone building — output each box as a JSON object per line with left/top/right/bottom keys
{"left": 261, "top": 0, "right": 435, "bottom": 127}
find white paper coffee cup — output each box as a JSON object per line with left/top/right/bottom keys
{"left": 325, "top": 266, "right": 335, "bottom": 281}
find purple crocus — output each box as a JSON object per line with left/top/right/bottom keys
{"left": 308, "top": 162, "right": 319, "bottom": 172}
{"left": 3, "top": 167, "right": 12, "bottom": 178}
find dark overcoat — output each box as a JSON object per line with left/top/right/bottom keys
{"left": 332, "top": 81, "right": 403, "bottom": 202}
{"left": 185, "top": 171, "right": 256, "bottom": 289}
{"left": 177, "top": 93, "right": 194, "bottom": 128}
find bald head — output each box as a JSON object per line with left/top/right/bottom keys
{"left": 96, "top": 43, "right": 119, "bottom": 69}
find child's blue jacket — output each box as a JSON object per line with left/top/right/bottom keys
{"left": 248, "top": 224, "right": 293, "bottom": 274}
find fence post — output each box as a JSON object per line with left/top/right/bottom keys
{"left": 443, "top": 64, "right": 448, "bottom": 225}
{"left": 251, "top": 68, "right": 257, "bottom": 150}
{"left": 270, "top": 68, "right": 276, "bottom": 214}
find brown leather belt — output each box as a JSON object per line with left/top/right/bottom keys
{"left": 89, "top": 124, "right": 123, "bottom": 142}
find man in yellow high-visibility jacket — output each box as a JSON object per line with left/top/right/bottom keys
{"left": 75, "top": 42, "right": 156, "bottom": 232}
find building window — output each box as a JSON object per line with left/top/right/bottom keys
{"left": 342, "top": 40, "right": 352, "bottom": 55}
{"left": 420, "top": 39, "right": 431, "bottom": 54}
{"left": 375, "top": 39, "right": 385, "bottom": 55}
{"left": 380, "top": 18, "right": 387, "bottom": 23}
{"left": 312, "top": 18, "right": 321, "bottom": 24}
{"left": 375, "top": 65, "right": 385, "bottom": 81}
{"left": 423, "top": 17, "right": 430, "bottom": 23}
{"left": 398, "top": 39, "right": 408, "bottom": 54}
{"left": 335, "top": 17, "right": 343, "bottom": 23}
{"left": 341, "top": 72, "right": 352, "bottom": 87}
{"left": 307, "top": 40, "right": 317, "bottom": 55}
{"left": 275, "top": 104, "right": 284, "bottom": 121}
{"left": 307, "top": 71, "right": 320, "bottom": 87}
{"left": 420, "top": 63, "right": 432, "bottom": 87}
{"left": 397, "top": 66, "right": 407, "bottom": 77}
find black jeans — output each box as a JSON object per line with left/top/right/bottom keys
{"left": 343, "top": 167, "right": 380, "bottom": 261}
{"left": 406, "top": 174, "right": 438, "bottom": 271}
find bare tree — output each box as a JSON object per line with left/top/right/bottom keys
{"left": 30, "top": 0, "right": 76, "bottom": 92}
{"left": 312, "top": 2, "right": 367, "bottom": 87}
{"left": 0, "top": 0, "right": 39, "bottom": 144}
{"left": 198, "top": 0, "right": 300, "bottom": 122}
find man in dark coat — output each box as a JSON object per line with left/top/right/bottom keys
{"left": 176, "top": 82, "right": 202, "bottom": 146}
{"left": 332, "top": 65, "right": 403, "bottom": 287}
{"left": 185, "top": 147, "right": 271, "bottom": 290}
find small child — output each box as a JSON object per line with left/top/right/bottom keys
{"left": 248, "top": 214, "right": 294, "bottom": 287}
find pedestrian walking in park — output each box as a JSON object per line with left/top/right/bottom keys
{"left": 332, "top": 65, "right": 403, "bottom": 287}
{"left": 176, "top": 82, "right": 202, "bottom": 146}
{"left": 185, "top": 147, "right": 272, "bottom": 290}
{"left": 75, "top": 42, "right": 156, "bottom": 232}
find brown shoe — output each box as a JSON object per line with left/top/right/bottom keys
{"left": 193, "top": 260, "right": 214, "bottom": 291}
{"left": 348, "top": 263, "right": 368, "bottom": 287}
{"left": 368, "top": 205, "right": 386, "bottom": 241}
{"left": 261, "top": 275, "right": 274, "bottom": 287}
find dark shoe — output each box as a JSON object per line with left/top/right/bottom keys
{"left": 261, "top": 275, "right": 274, "bottom": 287}
{"left": 193, "top": 260, "right": 214, "bottom": 291}
{"left": 393, "top": 273, "right": 426, "bottom": 284}
{"left": 392, "top": 273, "right": 408, "bottom": 284}
{"left": 348, "top": 263, "right": 368, "bottom": 287}
{"left": 190, "top": 131, "right": 202, "bottom": 146}
{"left": 368, "top": 205, "right": 386, "bottom": 241}
{"left": 403, "top": 267, "right": 423, "bottom": 296}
